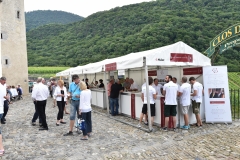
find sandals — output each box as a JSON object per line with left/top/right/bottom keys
{"left": 80, "top": 137, "right": 88, "bottom": 140}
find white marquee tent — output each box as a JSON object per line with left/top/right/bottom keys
{"left": 56, "top": 41, "right": 211, "bottom": 76}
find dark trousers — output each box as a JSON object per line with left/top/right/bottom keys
{"left": 37, "top": 100, "right": 48, "bottom": 129}
{"left": 57, "top": 101, "right": 65, "bottom": 120}
{"left": 32, "top": 101, "right": 42, "bottom": 123}
{"left": 50, "top": 91, "right": 53, "bottom": 98}
{"left": 110, "top": 98, "right": 119, "bottom": 115}
{"left": 1, "top": 100, "right": 9, "bottom": 121}
{"left": 81, "top": 111, "right": 92, "bottom": 136}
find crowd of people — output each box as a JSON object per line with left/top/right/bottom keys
{"left": 31, "top": 75, "right": 92, "bottom": 140}
{"left": 137, "top": 75, "right": 203, "bottom": 131}
{"left": 0, "top": 77, "right": 24, "bottom": 156}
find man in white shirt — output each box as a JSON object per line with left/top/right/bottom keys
{"left": 31, "top": 80, "right": 42, "bottom": 126}
{"left": 129, "top": 78, "right": 139, "bottom": 91}
{"left": 153, "top": 78, "right": 163, "bottom": 95}
{"left": 32, "top": 77, "right": 49, "bottom": 131}
{"left": 162, "top": 75, "right": 178, "bottom": 131}
{"left": 0, "top": 77, "right": 7, "bottom": 125}
{"left": 137, "top": 77, "right": 156, "bottom": 131}
{"left": 189, "top": 77, "right": 203, "bottom": 127}
{"left": 178, "top": 77, "right": 191, "bottom": 130}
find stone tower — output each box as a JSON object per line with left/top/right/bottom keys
{"left": 0, "top": 0, "right": 28, "bottom": 95}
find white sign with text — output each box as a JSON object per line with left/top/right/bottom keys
{"left": 203, "top": 66, "right": 232, "bottom": 123}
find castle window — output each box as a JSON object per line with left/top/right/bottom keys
{"left": 1, "top": 33, "right": 2, "bottom": 39}
{"left": 17, "top": 11, "right": 20, "bottom": 19}
{"left": 5, "top": 59, "right": 8, "bottom": 65}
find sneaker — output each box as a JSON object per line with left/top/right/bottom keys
{"left": 137, "top": 123, "right": 141, "bottom": 128}
{"left": 32, "top": 122, "right": 36, "bottom": 126}
{"left": 173, "top": 128, "right": 176, "bottom": 132}
{"left": 180, "top": 125, "right": 184, "bottom": 129}
{"left": 182, "top": 125, "right": 189, "bottom": 130}
{"left": 63, "top": 131, "right": 73, "bottom": 136}
{"left": 188, "top": 125, "right": 190, "bottom": 129}
{"left": 144, "top": 121, "right": 148, "bottom": 125}
{"left": 162, "top": 127, "right": 168, "bottom": 132}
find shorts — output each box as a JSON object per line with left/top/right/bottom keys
{"left": 192, "top": 100, "right": 201, "bottom": 114}
{"left": 164, "top": 105, "right": 177, "bottom": 117}
{"left": 70, "top": 100, "right": 80, "bottom": 120}
{"left": 142, "top": 104, "right": 155, "bottom": 117}
{"left": 181, "top": 105, "right": 189, "bottom": 115}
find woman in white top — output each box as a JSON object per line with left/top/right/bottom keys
{"left": 53, "top": 80, "right": 68, "bottom": 126}
{"left": 79, "top": 81, "right": 92, "bottom": 140}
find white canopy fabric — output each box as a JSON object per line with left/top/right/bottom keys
{"left": 56, "top": 68, "right": 73, "bottom": 76}
{"left": 56, "top": 41, "right": 211, "bottom": 75}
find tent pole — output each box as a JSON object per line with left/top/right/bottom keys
{"left": 144, "top": 58, "right": 152, "bottom": 131}
{"left": 104, "top": 71, "right": 110, "bottom": 115}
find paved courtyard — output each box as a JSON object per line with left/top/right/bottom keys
{"left": 1, "top": 95, "right": 240, "bottom": 159}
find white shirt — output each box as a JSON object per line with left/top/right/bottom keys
{"left": 142, "top": 85, "right": 156, "bottom": 104}
{"left": 10, "top": 88, "right": 18, "bottom": 97}
{"left": 32, "top": 83, "right": 49, "bottom": 101}
{"left": 0, "top": 84, "right": 6, "bottom": 113}
{"left": 53, "top": 86, "right": 68, "bottom": 101}
{"left": 179, "top": 83, "right": 191, "bottom": 106}
{"left": 192, "top": 82, "right": 203, "bottom": 103}
{"left": 130, "top": 82, "right": 139, "bottom": 90}
{"left": 141, "top": 82, "right": 146, "bottom": 91}
{"left": 153, "top": 83, "right": 163, "bottom": 95}
{"left": 79, "top": 89, "right": 92, "bottom": 113}
{"left": 163, "top": 81, "right": 178, "bottom": 105}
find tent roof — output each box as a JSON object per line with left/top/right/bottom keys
{"left": 56, "top": 41, "right": 211, "bottom": 75}
{"left": 56, "top": 68, "right": 73, "bottom": 76}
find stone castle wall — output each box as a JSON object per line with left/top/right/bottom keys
{"left": 1, "top": 0, "right": 28, "bottom": 94}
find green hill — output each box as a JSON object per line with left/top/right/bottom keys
{"left": 27, "top": 0, "right": 240, "bottom": 69}
{"left": 25, "top": 10, "right": 84, "bottom": 31}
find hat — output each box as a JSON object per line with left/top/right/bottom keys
{"left": 99, "top": 79, "right": 103, "bottom": 82}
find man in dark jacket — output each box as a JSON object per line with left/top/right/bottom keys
{"left": 110, "top": 79, "right": 123, "bottom": 116}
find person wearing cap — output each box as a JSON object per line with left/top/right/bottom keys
{"left": 99, "top": 79, "right": 105, "bottom": 88}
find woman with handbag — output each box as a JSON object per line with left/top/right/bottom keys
{"left": 54, "top": 80, "right": 68, "bottom": 126}
{"left": 79, "top": 81, "right": 92, "bottom": 140}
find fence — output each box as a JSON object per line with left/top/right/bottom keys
{"left": 230, "top": 89, "right": 240, "bottom": 120}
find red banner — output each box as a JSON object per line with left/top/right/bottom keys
{"left": 183, "top": 67, "right": 203, "bottom": 75}
{"left": 105, "top": 62, "right": 117, "bottom": 71}
{"left": 210, "top": 101, "right": 225, "bottom": 104}
{"left": 148, "top": 70, "right": 157, "bottom": 76}
{"left": 170, "top": 53, "right": 193, "bottom": 62}
{"left": 131, "top": 94, "right": 136, "bottom": 119}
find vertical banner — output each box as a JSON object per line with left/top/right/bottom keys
{"left": 203, "top": 66, "right": 232, "bottom": 123}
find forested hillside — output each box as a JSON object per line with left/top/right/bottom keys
{"left": 27, "top": 0, "right": 240, "bottom": 71}
{"left": 25, "top": 10, "right": 84, "bottom": 31}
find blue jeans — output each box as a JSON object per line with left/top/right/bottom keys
{"left": 32, "top": 101, "right": 42, "bottom": 123}
{"left": 70, "top": 100, "right": 79, "bottom": 120}
{"left": 81, "top": 111, "right": 92, "bottom": 136}
{"left": 110, "top": 98, "right": 119, "bottom": 115}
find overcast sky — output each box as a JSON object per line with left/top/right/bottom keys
{"left": 24, "top": 0, "right": 153, "bottom": 17}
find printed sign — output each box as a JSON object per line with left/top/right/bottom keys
{"left": 170, "top": 53, "right": 193, "bottom": 62}
{"left": 105, "top": 62, "right": 117, "bottom": 71}
{"left": 183, "top": 67, "right": 203, "bottom": 75}
{"left": 118, "top": 69, "right": 125, "bottom": 76}
{"left": 148, "top": 70, "right": 157, "bottom": 76}
{"left": 157, "top": 69, "right": 168, "bottom": 79}
{"left": 203, "top": 66, "right": 232, "bottom": 123}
